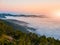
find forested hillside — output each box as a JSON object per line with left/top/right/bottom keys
{"left": 0, "top": 19, "right": 60, "bottom": 45}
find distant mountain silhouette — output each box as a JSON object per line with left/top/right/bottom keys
{"left": 0, "top": 19, "right": 36, "bottom": 33}
{"left": 0, "top": 13, "right": 47, "bottom": 18}
{"left": 3, "top": 19, "right": 36, "bottom": 32}
{"left": 0, "top": 13, "right": 14, "bottom": 18}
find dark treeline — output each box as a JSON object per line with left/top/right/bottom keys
{"left": 0, "top": 13, "right": 47, "bottom": 18}
{"left": 0, "top": 19, "right": 60, "bottom": 45}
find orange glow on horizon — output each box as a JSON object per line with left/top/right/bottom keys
{"left": 0, "top": 3, "right": 60, "bottom": 15}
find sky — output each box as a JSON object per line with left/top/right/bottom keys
{"left": 0, "top": 0, "right": 60, "bottom": 15}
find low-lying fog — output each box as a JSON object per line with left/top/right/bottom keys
{"left": 5, "top": 16, "right": 60, "bottom": 40}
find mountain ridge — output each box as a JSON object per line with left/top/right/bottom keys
{"left": 0, "top": 13, "right": 47, "bottom": 18}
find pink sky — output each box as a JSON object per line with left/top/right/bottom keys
{"left": 0, "top": 0, "right": 60, "bottom": 15}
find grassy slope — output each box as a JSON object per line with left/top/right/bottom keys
{"left": 0, "top": 19, "right": 60, "bottom": 45}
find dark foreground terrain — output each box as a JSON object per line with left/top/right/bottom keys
{"left": 0, "top": 19, "right": 60, "bottom": 45}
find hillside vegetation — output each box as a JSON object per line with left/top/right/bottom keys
{"left": 0, "top": 19, "right": 60, "bottom": 45}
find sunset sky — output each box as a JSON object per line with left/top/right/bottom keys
{"left": 0, "top": 0, "right": 60, "bottom": 15}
